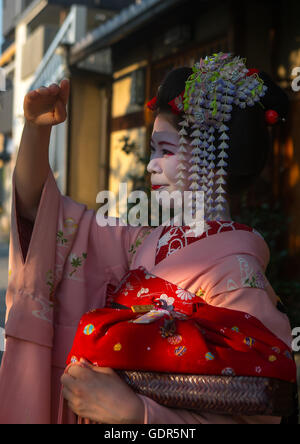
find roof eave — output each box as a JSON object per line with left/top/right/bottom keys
{"left": 69, "top": 0, "right": 186, "bottom": 66}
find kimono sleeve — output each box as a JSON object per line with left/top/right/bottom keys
{"left": 5, "top": 167, "right": 132, "bottom": 348}
{"left": 0, "top": 168, "right": 63, "bottom": 424}
{"left": 136, "top": 394, "right": 203, "bottom": 424}
{"left": 136, "top": 394, "right": 281, "bottom": 424}
{"left": 4, "top": 167, "right": 63, "bottom": 346}
{"left": 0, "top": 167, "right": 132, "bottom": 424}
{"left": 202, "top": 253, "right": 293, "bottom": 348}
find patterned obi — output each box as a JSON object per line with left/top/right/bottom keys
{"left": 67, "top": 267, "right": 296, "bottom": 383}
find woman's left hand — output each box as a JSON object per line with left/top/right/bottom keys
{"left": 61, "top": 359, "right": 145, "bottom": 424}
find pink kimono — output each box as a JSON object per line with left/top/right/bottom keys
{"left": 0, "top": 168, "right": 295, "bottom": 424}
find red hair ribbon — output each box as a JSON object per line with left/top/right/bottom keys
{"left": 265, "top": 110, "right": 279, "bottom": 125}
{"left": 247, "top": 68, "right": 259, "bottom": 77}
{"left": 146, "top": 96, "right": 158, "bottom": 111}
{"left": 146, "top": 91, "right": 185, "bottom": 115}
{"left": 168, "top": 91, "right": 185, "bottom": 115}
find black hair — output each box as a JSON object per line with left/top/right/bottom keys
{"left": 154, "top": 67, "right": 289, "bottom": 197}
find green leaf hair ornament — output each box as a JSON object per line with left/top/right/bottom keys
{"left": 176, "top": 53, "right": 268, "bottom": 227}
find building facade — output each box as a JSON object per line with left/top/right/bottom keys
{"left": 0, "top": 0, "right": 136, "bottom": 236}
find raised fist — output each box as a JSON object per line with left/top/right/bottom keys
{"left": 24, "top": 79, "right": 70, "bottom": 127}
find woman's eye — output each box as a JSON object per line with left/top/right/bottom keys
{"left": 163, "top": 149, "right": 174, "bottom": 156}
{"left": 150, "top": 145, "right": 174, "bottom": 156}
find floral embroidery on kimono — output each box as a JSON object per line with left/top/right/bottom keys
{"left": 32, "top": 295, "right": 53, "bottom": 323}
{"left": 56, "top": 230, "right": 68, "bottom": 246}
{"left": 46, "top": 270, "right": 55, "bottom": 303}
{"left": 244, "top": 270, "right": 266, "bottom": 290}
{"left": 158, "top": 294, "right": 175, "bottom": 309}
{"left": 175, "top": 288, "right": 195, "bottom": 301}
{"left": 227, "top": 255, "right": 267, "bottom": 292}
{"left": 128, "top": 228, "right": 153, "bottom": 267}
{"left": 68, "top": 252, "right": 88, "bottom": 277}
{"left": 196, "top": 288, "right": 206, "bottom": 299}
{"left": 56, "top": 218, "right": 78, "bottom": 245}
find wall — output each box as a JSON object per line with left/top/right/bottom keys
{"left": 69, "top": 75, "right": 109, "bottom": 210}
{"left": 109, "top": 127, "right": 146, "bottom": 219}
{"left": 194, "top": 1, "right": 230, "bottom": 45}
{"left": 21, "top": 24, "right": 58, "bottom": 79}
{"left": 274, "top": 0, "right": 300, "bottom": 262}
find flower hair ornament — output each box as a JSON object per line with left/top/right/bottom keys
{"left": 147, "top": 53, "right": 272, "bottom": 226}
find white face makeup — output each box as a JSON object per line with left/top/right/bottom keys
{"left": 147, "top": 115, "right": 189, "bottom": 193}
{"left": 147, "top": 114, "right": 232, "bottom": 222}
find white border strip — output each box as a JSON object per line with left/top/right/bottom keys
{"left": 0, "top": 327, "right": 5, "bottom": 353}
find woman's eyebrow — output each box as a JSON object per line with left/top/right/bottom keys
{"left": 150, "top": 138, "right": 177, "bottom": 147}
{"left": 151, "top": 131, "right": 180, "bottom": 146}
{"left": 158, "top": 141, "right": 177, "bottom": 146}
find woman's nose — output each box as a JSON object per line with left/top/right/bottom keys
{"left": 147, "top": 157, "right": 163, "bottom": 174}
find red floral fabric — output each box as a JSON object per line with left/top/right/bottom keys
{"left": 67, "top": 266, "right": 296, "bottom": 383}
{"left": 155, "top": 221, "right": 255, "bottom": 265}
{"left": 146, "top": 96, "right": 158, "bottom": 111}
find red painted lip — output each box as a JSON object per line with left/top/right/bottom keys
{"left": 151, "top": 185, "right": 167, "bottom": 190}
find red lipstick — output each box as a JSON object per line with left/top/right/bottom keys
{"left": 151, "top": 185, "right": 166, "bottom": 190}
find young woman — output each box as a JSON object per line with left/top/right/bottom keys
{"left": 0, "top": 54, "right": 296, "bottom": 424}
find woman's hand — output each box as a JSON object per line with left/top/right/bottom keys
{"left": 61, "top": 359, "right": 145, "bottom": 424}
{"left": 24, "top": 79, "right": 70, "bottom": 128}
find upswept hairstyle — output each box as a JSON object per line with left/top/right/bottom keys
{"left": 154, "top": 67, "right": 289, "bottom": 196}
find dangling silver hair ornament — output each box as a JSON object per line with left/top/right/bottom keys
{"left": 176, "top": 53, "right": 268, "bottom": 223}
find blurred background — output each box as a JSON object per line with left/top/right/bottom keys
{"left": 0, "top": 0, "right": 299, "bottom": 399}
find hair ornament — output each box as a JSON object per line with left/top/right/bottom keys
{"left": 178, "top": 53, "right": 268, "bottom": 222}
{"left": 147, "top": 96, "right": 157, "bottom": 111}
{"left": 147, "top": 55, "right": 287, "bottom": 230}
{"left": 265, "top": 109, "right": 279, "bottom": 125}
{"left": 168, "top": 92, "right": 185, "bottom": 115}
